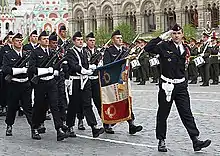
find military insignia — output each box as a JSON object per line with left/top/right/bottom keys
{"left": 5, "top": 51, "right": 9, "bottom": 53}
{"left": 105, "top": 105, "right": 116, "bottom": 119}
{"left": 168, "top": 58, "right": 171, "bottom": 62}
{"left": 38, "top": 55, "right": 44, "bottom": 58}
{"left": 103, "top": 71, "right": 110, "bottom": 84}
{"left": 167, "top": 51, "right": 173, "bottom": 54}
{"left": 112, "top": 54, "right": 117, "bottom": 57}
{"left": 11, "top": 59, "right": 16, "bottom": 61}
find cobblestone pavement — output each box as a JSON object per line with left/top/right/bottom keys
{"left": 0, "top": 81, "right": 219, "bottom": 156}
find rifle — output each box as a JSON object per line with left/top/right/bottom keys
{"left": 5, "top": 52, "right": 31, "bottom": 83}
{"left": 31, "top": 49, "right": 62, "bottom": 84}
{"left": 114, "top": 34, "right": 140, "bottom": 62}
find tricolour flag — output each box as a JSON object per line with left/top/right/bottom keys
{"left": 97, "top": 59, "right": 132, "bottom": 124}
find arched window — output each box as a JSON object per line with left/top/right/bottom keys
{"left": 103, "top": 6, "right": 113, "bottom": 33}
{"left": 89, "top": 8, "right": 97, "bottom": 32}
{"left": 184, "top": 5, "right": 198, "bottom": 27}
{"left": 76, "top": 9, "right": 84, "bottom": 33}
{"left": 6, "top": 23, "right": 9, "bottom": 34}
{"left": 124, "top": 3, "right": 136, "bottom": 31}
{"left": 162, "top": 0, "right": 176, "bottom": 31}
{"left": 208, "top": 3, "right": 219, "bottom": 28}
{"left": 49, "top": 13, "right": 58, "bottom": 18}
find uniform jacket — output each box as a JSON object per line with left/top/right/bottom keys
{"left": 210, "top": 45, "right": 219, "bottom": 64}
{"left": 0, "top": 44, "right": 12, "bottom": 67}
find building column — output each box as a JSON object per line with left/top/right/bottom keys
{"left": 155, "top": 10, "right": 161, "bottom": 30}
{"left": 135, "top": 13, "right": 142, "bottom": 34}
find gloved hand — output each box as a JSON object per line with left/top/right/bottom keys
{"left": 48, "top": 67, "right": 54, "bottom": 74}
{"left": 131, "top": 48, "right": 136, "bottom": 53}
{"left": 53, "top": 70, "right": 59, "bottom": 76}
{"left": 81, "top": 67, "right": 93, "bottom": 75}
{"left": 155, "top": 54, "right": 160, "bottom": 58}
{"left": 21, "top": 67, "right": 28, "bottom": 73}
{"left": 159, "top": 30, "right": 173, "bottom": 40}
{"left": 89, "top": 64, "right": 97, "bottom": 70}
{"left": 200, "top": 53, "right": 204, "bottom": 57}
{"left": 207, "top": 37, "right": 212, "bottom": 43}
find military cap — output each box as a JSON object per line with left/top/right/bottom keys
{"left": 203, "top": 32, "right": 210, "bottom": 37}
{"left": 59, "top": 25, "right": 66, "bottom": 31}
{"left": 8, "top": 31, "right": 14, "bottom": 36}
{"left": 72, "top": 31, "right": 82, "bottom": 40}
{"left": 111, "top": 30, "right": 122, "bottom": 38}
{"left": 30, "top": 30, "right": 38, "bottom": 36}
{"left": 86, "top": 32, "right": 95, "bottom": 38}
{"left": 171, "top": 23, "right": 182, "bottom": 31}
{"left": 38, "top": 30, "right": 49, "bottom": 39}
{"left": 49, "top": 33, "right": 58, "bottom": 41}
{"left": 12, "top": 33, "right": 23, "bottom": 40}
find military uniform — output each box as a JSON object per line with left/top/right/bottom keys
{"left": 188, "top": 44, "right": 198, "bottom": 84}
{"left": 210, "top": 44, "right": 219, "bottom": 84}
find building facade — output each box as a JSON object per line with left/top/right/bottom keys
{"left": 67, "top": 0, "right": 220, "bottom": 36}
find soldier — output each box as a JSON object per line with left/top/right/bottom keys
{"left": 144, "top": 24, "right": 211, "bottom": 152}
{"left": 210, "top": 36, "right": 219, "bottom": 85}
{"left": 23, "top": 30, "right": 39, "bottom": 51}
{"left": 188, "top": 38, "right": 198, "bottom": 84}
{"left": 58, "top": 25, "right": 67, "bottom": 46}
{"left": 0, "top": 31, "right": 14, "bottom": 116}
{"left": 103, "top": 30, "right": 143, "bottom": 134}
{"left": 28, "top": 31, "right": 68, "bottom": 141}
{"left": 2, "top": 33, "right": 32, "bottom": 136}
{"left": 199, "top": 32, "right": 212, "bottom": 86}
{"left": 65, "top": 31, "right": 104, "bottom": 138}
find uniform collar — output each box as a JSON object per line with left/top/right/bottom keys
{"left": 114, "top": 44, "right": 122, "bottom": 51}
{"left": 173, "top": 42, "right": 185, "bottom": 54}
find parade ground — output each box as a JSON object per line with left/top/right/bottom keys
{"left": 0, "top": 81, "right": 219, "bottom": 156}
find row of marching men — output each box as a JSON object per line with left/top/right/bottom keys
{"left": 129, "top": 31, "right": 220, "bottom": 86}
{"left": 0, "top": 26, "right": 143, "bottom": 141}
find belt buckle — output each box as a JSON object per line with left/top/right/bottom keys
{"left": 173, "top": 79, "right": 177, "bottom": 83}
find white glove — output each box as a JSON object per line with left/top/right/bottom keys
{"left": 48, "top": 67, "right": 54, "bottom": 74}
{"left": 131, "top": 48, "right": 136, "bottom": 53}
{"left": 159, "top": 30, "right": 173, "bottom": 40}
{"left": 63, "top": 61, "right": 68, "bottom": 64}
{"left": 12, "top": 67, "right": 27, "bottom": 75}
{"left": 207, "top": 37, "right": 211, "bottom": 43}
{"left": 155, "top": 54, "right": 160, "bottom": 58}
{"left": 81, "top": 67, "right": 93, "bottom": 75}
{"left": 200, "top": 53, "right": 204, "bottom": 57}
{"left": 89, "top": 64, "right": 97, "bottom": 70}
{"left": 53, "top": 70, "right": 59, "bottom": 76}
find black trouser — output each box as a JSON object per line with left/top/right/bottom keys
{"left": 210, "top": 63, "right": 219, "bottom": 83}
{"left": 66, "top": 79, "right": 97, "bottom": 127}
{"left": 0, "top": 72, "right": 7, "bottom": 108}
{"left": 5, "top": 81, "right": 32, "bottom": 126}
{"left": 32, "top": 79, "right": 62, "bottom": 130}
{"left": 188, "top": 63, "right": 198, "bottom": 81}
{"left": 139, "top": 63, "right": 150, "bottom": 81}
{"left": 199, "top": 63, "right": 210, "bottom": 84}
{"left": 156, "top": 81, "right": 200, "bottom": 140}
{"left": 151, "top": 65, "right": 160, "bottom": 81}
{"left": 55, "top": 74, "right": 68, "bottom": 122}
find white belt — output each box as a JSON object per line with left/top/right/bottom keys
{"left": 161, "top": 75, "right": 185, "bottom": 84}
{"left": 40, "top": 75, "right": 54, "bottom": 81}
{"left": 70, "top": 75, "right": 89, "bottom": 90}
{"left": 89, "top": 76, "right": 98, "bottom": 80}
{"left": 11, "top": 77, "right": 28, "bottom": 83}
{"left": 69, "top": 75, "right": 88, "bottom": 80}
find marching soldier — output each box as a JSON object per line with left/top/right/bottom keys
{"left": 23, "top": 30, "right": 39, "bottom": 51}
{"left": 103, "top": 30, "right": 143, "bottom": 134}
{"left": 58, "top": 25, "right": 67, "bottom": 46}
{"left": 2, "top": 33, "right": 32, "bottom": 136}
{"left": 210, "top": 36, "right": 219, "bottom": 85}
{"left": 144, "top": 24, "right": 211, "bottom": 152}
{"left": 188, "top": 38, "right": 198, "bottom": 84}
{"left": 65, "top": 31, "right": 104, "bottom": 138}
{"left": 28, "top": 31, "right": 68, "bottom": 141}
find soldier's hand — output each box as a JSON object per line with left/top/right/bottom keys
{"left": 53, "top": 70, "right": 59, "bottom": 76}
{"left": 159, "top": 30, "right": 173, "bottom": 40}
{"left": 89, "top": 64, "right": 97, "bottom": 70}
{"left": 48, "top": 67, "right": 54, "bottom": 74}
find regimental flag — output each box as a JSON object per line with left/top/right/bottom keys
{"left": 97, "top": 59, "right": 132, "bottom": 124}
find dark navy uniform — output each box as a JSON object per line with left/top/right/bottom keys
{"left": 210, "top": 44, "right": 219, "bottom": 84}
{"left": 188, "top": 44, "right": 198, "bottom": 84}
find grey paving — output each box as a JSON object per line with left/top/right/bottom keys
{"left": 0, "top": 81, "right": 219, "bottom": 156}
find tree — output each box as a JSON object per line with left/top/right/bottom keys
{"left": 95, "top": 26, "right": 111, "bottom": 46}
{"left": 183, "top": 24, "right": 197, "bottom": 40}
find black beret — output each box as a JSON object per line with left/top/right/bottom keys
{"left": 38, "top": 30, "right": 49, "bottom": 39}
{"left": 111, "top": 30, "right": 122, "bottom": 38}
{"left": 49, "top": 33, "right": 58, "bottom": 41}
{"left": 59, "top": 25, "right": 66, "bottom": 31}
{"left": 72, "top": 31, "right": 82, "bottom": 40}
{"left": 30, "top": 30, "right": 37, "bottom": 36}
{"left": 171, "top": 23, "right": 182, "bottom": 31}
{"left": 86, "top": 32, "right": 95, "bottom": 38}
{"left": 12, "top": 33, "right": 23, "bottom": 40}
{"left": 8, "top": 31, "right": 14, "bottom": 36}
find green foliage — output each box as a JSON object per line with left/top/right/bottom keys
{"left": 95, "top": 27, "right": 111, "bottom": 46}
{"left": 22, "top": 35, "right": 29, "bottom": 45}
{"left": 114, "top": 22, "right": 136, "bottom": 43}
{"left": 151, "top": 29, "right": 163, "bottom": 38}
{"left": 183, "top": 24, "right": 197, "bottom": 40}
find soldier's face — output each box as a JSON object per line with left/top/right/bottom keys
{"left": 13, "top": 38, "right": 23, "bottom": 49}
{"left": 60, "top": 30, "right": 67, "bottom": 38}
{"left": 203, "top": 36, "right": 209, "bottom": 42}
{"left": 30, "top": 34, "right": 38, "bottom": 44}
{"left": 8, "top": 35, "right": 13, "bottom": 44}
{"left": 49, "top": 40, "right": 58, "bottom": 49}
{"left": 112, "top": 35, "right": 123, "bottom": 47}
{"left": 87, "top": 38, "right": 96, "bottom": 49}
{"left": 39, "top": 36, "right": 49, "bottom": 47}
{"left": 73, "top": 37, "right": 83, "bottom": 48}
{"left": 171, "top": 30, "right": 184, "bottom": 44}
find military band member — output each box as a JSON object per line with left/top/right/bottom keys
{"left": 2, "top": 33, "right": 32, "bottom": 136}
{"left": 23, "top": 30, "right": 39, "bottom": 52}
{"left": 28, "top": 31, "right": 68, "bottom": 141}
{"left": 210, "top": 37, "right": 219, "bottom": 85}
{"left": 188, "top": 38, "right": 198, "bottom": 84}
{"left": 103, "top": 30, "right": 143, "bottom": 134}
{"left": 144, "top": 24, "right": 211, "bottom": 152}
{"left": 65, "top": 31, "right": 104, "bottom": 138}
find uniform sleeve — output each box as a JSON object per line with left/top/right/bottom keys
{"left": 2, "top": 54, "right": 13, "bottom": 75}
{"left": 144, "top": 37, "right": 163, "bottom": 55}
{"left": 66, "top": 49, "right": 82, "bottom": 73}
{"left": 203, "top": 47, "right": 211, "bottom": 58}
{"left": 103, "top": 48, "right": 111, "bottom": 65}
{"left": 28, "top": 50, "right": 37, "bottom": 75}
{"left": 211, "top": 46, "right": 219, "bottom": 55}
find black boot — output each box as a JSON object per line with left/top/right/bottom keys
{"left": 57, "top": 128, "right": 68, "bottom": 141}
{"left": 158, "top": 139, "right": 167, "bottom": 152}
{"left": 31, "top": 129, "right": 41, "bottom": 140}
{"left": 67, "top": 126, "right": 77, "bottom": 137}
{"left": 104, "top": 124, "right": 114, "bottom": 134}
{"left": 128, "top": 120, "right": 143, "bottom": 134}
{"left": 189, "top": 80, "right": 197, "bottom": 84}
{"left": 192, "top": 136, "right": 211, "bottom": 151}
{"left": 62, "top": 123, "right": 68, "bottom": 133}
{"left": 92, "top": 126, "right": 104, "bottom": 138}
{"left": 6, "top": 125, "right": 12, "bottom": 136}
{"left": 37, "top": 123, "right": 46, "bottom": 134}
{"left": 18, "top": 109, "right": 24, "bottom": 116}
{"left": 78, "top": 119, "right": 85, "bottom": 130}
